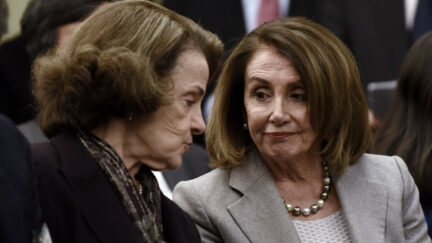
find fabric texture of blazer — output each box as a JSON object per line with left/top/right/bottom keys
{"left": 173, "top": 149, "right": 431, "bottom": 243}
{"left": 32, "top": 130, "right": 200, "bottom": 243}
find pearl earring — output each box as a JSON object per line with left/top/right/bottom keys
{"left": 243, "top": 123, "right": 248, "bottom": 130}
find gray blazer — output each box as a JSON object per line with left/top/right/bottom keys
{"left": 173, "top": 150, "right": 431, "bottom": 242}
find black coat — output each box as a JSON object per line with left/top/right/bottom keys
{"left": 0, "top": 114, "right": 41, "bottom": 243}
{"left": 32, "top": 131, "right": 200, "bottom": 243}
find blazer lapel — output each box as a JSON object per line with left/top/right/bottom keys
{"left": 333, "top": 165, "right": 388, "bottom": 242}
{"left": 51, "top": 132, "right": 143, "bottom": 243}
{"left": 227, "top": 150, "right": 301, "bottom": 243}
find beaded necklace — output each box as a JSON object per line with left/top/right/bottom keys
{"left": 283, "top": 160, "right": 331, "bottom": 216}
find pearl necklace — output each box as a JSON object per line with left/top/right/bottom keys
{"left": 283, "top": 160, "right": 331, "bottom": 217}
{"left": 137, "top": 182, "right": 143, "bottom": 195}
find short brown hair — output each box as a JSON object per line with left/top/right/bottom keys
{"left": 206, "top": 17, "right": 370, "bottom": 172}
{"left": 34, "top": 0, "right": 223, "bottom": 137}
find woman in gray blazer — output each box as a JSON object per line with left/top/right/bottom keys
{"left": 173, "top": 17, "right": 431, "bottom": 242}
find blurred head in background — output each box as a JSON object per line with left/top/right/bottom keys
{"left": 21, "top": 0, "right": 111, "bottom": 60}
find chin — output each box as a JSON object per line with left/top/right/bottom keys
{"left": 164, "top": 158, "right": 183, "bottom": 170}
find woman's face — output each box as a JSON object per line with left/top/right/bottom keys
{"left": 243, "top": 45, "right": 319, "bottom": 163}
{"left": 128, "top": 47, "right": 208, "bottom": 170}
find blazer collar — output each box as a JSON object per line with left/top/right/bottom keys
{"left": 51, "top": 131, "right": 143, "bottom": 243}
{"left": 227, "top": 150, "right": 388, "bottom": 242}
{"left": 228, "top": 149, "right": 302, "bottom": 242}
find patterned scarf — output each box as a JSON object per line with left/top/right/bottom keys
{"left": 77, "top": 130, "right": 164, "bottom": 242}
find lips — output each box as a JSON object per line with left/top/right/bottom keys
{"left": 264, "top": 132, "right": 296, "bottom": 139}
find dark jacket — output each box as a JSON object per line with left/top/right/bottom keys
{"left": 32, "top": 131, "right": 200, "bottom": 243}
{"left": 0, "top": 114, "right": 41, "bottom": 243}
{"left": 315, "top": 0, "right": 408, "bottom": 87}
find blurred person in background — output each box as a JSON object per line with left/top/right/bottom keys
{"left": 0, "top": 1, "right": 47, "bottom": 242}
{"left": 32, "top": 1, "right": 223, "bottom": 242}
{"left": 0, "top": 0, "right": 111, "bottom": 125}
{"left": 315, "top": 0, "right": 432, "bottom": 89}
{"left": 372, "top": 31, "right": 432, "bottom": 237}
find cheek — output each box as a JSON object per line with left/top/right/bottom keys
{"left": 245, "top": 105, "right": 267, "bottom": 128}
{"left": 165, "top": 119, "right": 189, "bottom": 136}
{"left": 160, "top": 107, "right": 190, "bottom": 136}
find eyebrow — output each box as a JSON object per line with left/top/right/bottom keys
{"left": 246, "top": 77, "right": 269, "bottom": 85}
{"left": 246, "top": 77, "right": 303, "bottom": 88}
{"left": 185, "top": 85, "right": 205, "bottom": 98}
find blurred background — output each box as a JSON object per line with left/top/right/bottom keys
{"left": 2, "top": 0, "right": 31, "bottom": 41}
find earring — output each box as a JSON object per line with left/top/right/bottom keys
{"left": 127, "top": 112, "right": 133, "bottom": 121}
{"left": 243, "top": 123, "right": 248, "bottom": 130}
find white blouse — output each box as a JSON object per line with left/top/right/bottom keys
{"left": 292, "top": 209, "right": 353, "bottom": 243}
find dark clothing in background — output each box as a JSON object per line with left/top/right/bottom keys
{"left": 0, "top": 114, "right": 41, "bottom": 243}
{"left": 315, "top": 0, "right": 408, "bottom": 88}
{"left": 164, "top": 0, "right": 318, "bottom": 53}
{"left": 163, "top": 143, "right": 211, "bottom": 190}
{"left": 0, "top": 36, "right": 34, "bottom": 124}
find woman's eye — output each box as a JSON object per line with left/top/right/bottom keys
{"left": 186, "top": 100, "right": 195, "bottom": 106}
{"left": 255, "top": 91, "right": 269, "bottom": 100}
{"left": 291, "top": 93, "right": 306, "bottom": 101}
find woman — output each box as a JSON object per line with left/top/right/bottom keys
{"left": 372, "top": 32, "right": 432, "bottom": 236}
{"left": 31, "top": 1, "right": 223, "bottom": 242}
{"left": 173, "top": 17, "right": 430, "bottom": 242}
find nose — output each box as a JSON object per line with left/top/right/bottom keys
{"left": 269, "top": 97, "right": 290, "bottom": 125}
{"left": 191, "top": 109, "right": 206, "bottom": 135}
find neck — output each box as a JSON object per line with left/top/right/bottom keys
{"left": 92, "top": 118, "right": 141, "bottom": 179}
{"left": 263, "top": 153, "right": 323, "bottom": 183}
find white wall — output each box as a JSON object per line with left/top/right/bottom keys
{"left": 2, "top": 0, "right": 31, "bottom": 41}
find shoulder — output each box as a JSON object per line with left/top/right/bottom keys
{"left": 347, "top": 153, "right": 409, "bottom": 181}
{"left": 172, "top": 168, "right": 235, "bottom": 242}
{"left": 161, "top": 196, "right": 201, "bottom": 243}
{"left": 347, "top": 153, "right": 418, "bottom": 206}
{"left": 174, "top": 168, "right": 232, "bottom": 201}
{"left": 0, "top": 114, "right": 27, "bottom": 145}
{"left": 31, "top": 142, "right": 62, "bottom": 183}
{"left": 0, "top": 114, "right": 32, "bottom": 178}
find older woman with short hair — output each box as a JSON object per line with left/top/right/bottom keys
{"left": 173, "top": 17, "right": 430, "bottom": 242}
{"left": 32, "top": 1, "right": 223, "bottom": 242}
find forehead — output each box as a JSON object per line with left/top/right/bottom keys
{"left": 245, "top": 44, "right": 300, "bottom": 83}
{"left": 168, "top": 47, "right": 209, "bottom": 93}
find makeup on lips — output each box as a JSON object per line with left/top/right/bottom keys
{"left": 264, "top": 131, "right": 297, "bottom": 139}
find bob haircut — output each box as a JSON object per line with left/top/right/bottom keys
{"left": 206, "top": 17, "right": 370, "bottom": 172}
{"left": 34, "top": 0, "right": 223, "bottom": 137}
{"left": 373, "top": 32, "right": 432, "bottom": 202}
